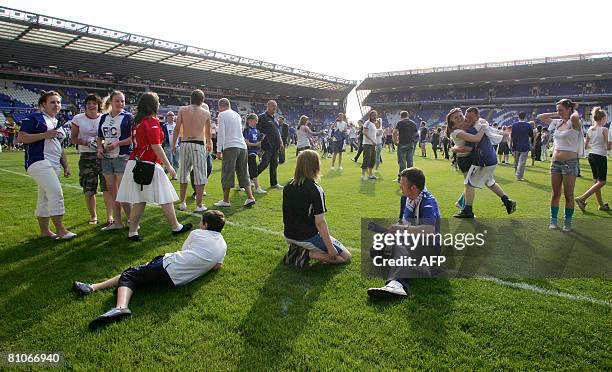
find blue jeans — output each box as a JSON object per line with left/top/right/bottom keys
{"left": 163, "top": 145, "right": 180, "bottom": 169}
{"left": 284, "top": 233, "right": 345, "bottom": 254}
{"left": 397, "top": 143, "right": 415, "bottom": 176}
{"left": 375, "top": 143, "right": 383, "bottom": 169}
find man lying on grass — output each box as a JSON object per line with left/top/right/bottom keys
{"left": 73, "top": 210, "right": 227, "bottom": 330}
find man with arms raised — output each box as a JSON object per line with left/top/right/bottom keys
{"left": 173, "top": 89, "right": 212, "bottom": 212}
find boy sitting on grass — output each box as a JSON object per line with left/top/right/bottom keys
{"left": 73, "top": 210, "right": 227, "bottom": 330}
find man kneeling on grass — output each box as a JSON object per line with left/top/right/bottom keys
{"left": 368, "top": 167, "right": 441, "bottom": 298}
{"left": 282, "top": 149, "right": 352, "bottom": 268}
{"left": 73, "top": 210, "right": 227, "bottom": 330}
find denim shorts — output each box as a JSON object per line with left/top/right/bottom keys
{"left": 550, "top": 158, "right": 579, "bottom": 176}
{"left": 101, "top": 155, "right": 129, "bottom": 175}
{"left": 284, "top": 233, "right": 345, "bottom": 254}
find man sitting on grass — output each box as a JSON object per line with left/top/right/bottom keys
{"left": 73, "top": 210, "right": 227, "bottom": 330}
{"left": 367, "top": 167, "right": 441, "bottom": 298}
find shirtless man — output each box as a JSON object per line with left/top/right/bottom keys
{"left": 172, "top": 89, "right": 212, "bottom": 212}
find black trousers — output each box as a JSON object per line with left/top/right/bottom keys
{"left": 258, "top": 147, "right": 279, "bottom": 186}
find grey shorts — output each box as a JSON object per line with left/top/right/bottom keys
{"left": 101, "top": 155, "right": 129, "bottom": 175}
{"left": 550, "top": 158, "right": 579, "bottom": 176}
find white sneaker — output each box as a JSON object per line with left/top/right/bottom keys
{"left": 361, "top": 175, "right": 367, "bottom": 181}
{"left": 101, "top": 223, "right": 123, "bottom": 231}
{"left": 549, "top": 223, "right": 558, "bottom": 230}
{"left": 244, "top": 198, "right": 256, "bottom": 207}
{"left": 338, "top": 166, "right": 343, "bottom": 170}
{"left": 330, "top": 166, "right": 335, "bottom": 170}
{"left": 254, "top": 187, "right": 267, "bottom": 194}
{"left": 235, "top": 186, "right": 245, "bottom": 191}
{"left": 194, "top": 205, "right": 208, "bottom": 212}
{"left": 271, "top": 184, "right": 284, "bottom": 189}
{"left": 367, "top": 280, "right": 407, "bottom": 298}
{"left": 562, "top": 224, "right": 571, "bottom": 232}
{"left": 214, "top": 200, "right": 231, "bottom": 207}
{"left": 178, "top": 202, "right": 187, "bottom": 211}
{"left": 203, "top": 191, "right": 207, "bottom": 196}
{"left": 369, "top": 175, "right": 378, "bottom": 180}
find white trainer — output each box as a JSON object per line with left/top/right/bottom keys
{"left": 178, "top": 202, "right": 187, "bottom": 211}
{"left": 367, "top": 280, "right": 407, "bottom": 298}
{"left": 194, "top": 205, "right": 208, "bottom": 212}
{"left": 254, "top": 187, "right": 267, "bottom": 194}
{"left": 271, "top": 184, "right": 284, "bottom": 189}
{"left": 243, "top": 198, "right": 256, "bottom": 207}
{"left": 213, "top": 200, "right": 231, "bottom": 208}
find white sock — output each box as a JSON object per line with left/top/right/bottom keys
{"left": 128, "top": 231, "right": 138, "bottom": 238}
{"left": 173, "top": 223, "right": 184, "bottom": 232}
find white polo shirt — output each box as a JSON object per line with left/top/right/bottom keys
{"left": 163, "top": 229, "right": 227, "bottom": 286}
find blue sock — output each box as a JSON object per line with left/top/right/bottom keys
{"left": 564, "top": 208, "right": 574, "bottom": 227}
{"left": 464, "top": 205, "right": 473, "bottom": 214}
{"left": 501, "top": 195, "right": 509, "bottom": 203}
{"left": 550, "top": 206, "right": 559, "bottom": 225}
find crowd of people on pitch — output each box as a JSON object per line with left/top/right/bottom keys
{"left": 14, "top": 89, "right": 610, "bottom": 328}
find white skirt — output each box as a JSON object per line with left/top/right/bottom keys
{"left": 117, "top": 160, "right": 179, "bottom": 205}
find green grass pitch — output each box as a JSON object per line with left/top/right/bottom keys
{"left": 0, "top": 146, "right": 610, "bottom": 370}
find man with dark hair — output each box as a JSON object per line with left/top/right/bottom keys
{"left": 393, "top": 111, "right": 418, "bottom": 181}
{"left": 419, "top": 121, "right": 428, "bottom": 157}
{"left": 510, "top": 111, "right": 534, "bottom": 181}
{"left": 367, "top": 167, "right": 440, "bottom": 298}
{"left": 257, "top": 100, "right": 284, "bottom": 189}
{"left": 73, "top": 210, "right": 227, "bottom": 330}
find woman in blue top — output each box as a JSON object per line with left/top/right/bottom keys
{"left": 18, "top": 91, "right": 76, "bottom": 240}
{"left": 96, "top": 91, "right": 133, "bottom": 231}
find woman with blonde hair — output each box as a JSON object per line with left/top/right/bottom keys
{"left": 575, "top": 107, "right": 610, "bottom": 212}
{"left": 281, "top": 149, "right": 352, "bottom": 268}
{"left": 96, "top": 90, "right": 133, "bottom": 231}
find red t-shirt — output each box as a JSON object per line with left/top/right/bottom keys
{"left": 130, "top": 117, "right": 164, "bottom": 163}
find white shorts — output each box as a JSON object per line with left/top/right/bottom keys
{"left": 27, "top": 160, "right": 64, "bottom": 217}
{"left": 116, "top": 160, "right": 179, "bottom": 205}
{"left": 465, "top": 164, "right": 497, "bottom": 188}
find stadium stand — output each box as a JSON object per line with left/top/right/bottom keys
{"left": 358, "top": 53, "right": 612, "bottom": 128}
{"left": 0, "top": 6, "right": 355, "bottom": 128}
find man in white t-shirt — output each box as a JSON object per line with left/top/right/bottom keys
{"left": 73, "top": 210, "right": 227, "bottom": 330}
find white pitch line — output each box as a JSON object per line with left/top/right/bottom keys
{"left": 479, "top": 276, "right": 612, "bottom": 307}
{"left": 1, "top": 167, "right": 610, "bottom": 308}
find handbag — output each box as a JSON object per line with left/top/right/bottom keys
{"left": 131, "top": 126, "right": 155, "bottom": 190}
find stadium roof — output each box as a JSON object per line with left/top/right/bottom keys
{"left": 358, "top": 52, "right": 612, "bottom": 91}
{"left": 0, "top": 6, "right": 355, "bottom": 100}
